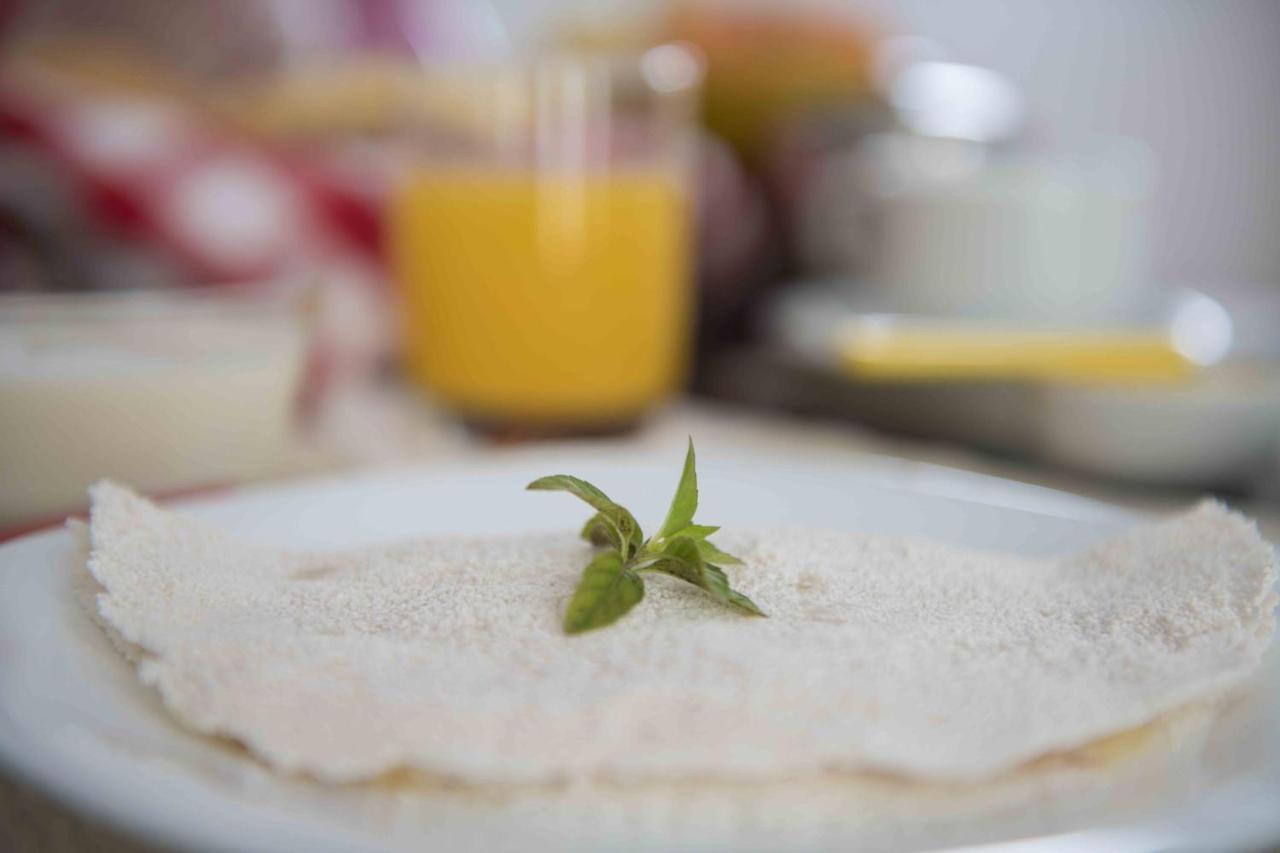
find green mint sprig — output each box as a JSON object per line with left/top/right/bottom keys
{"left": 528, "top": 439, "right": 766, "bottom": 634}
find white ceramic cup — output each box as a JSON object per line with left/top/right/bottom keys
{"left": 874, "top": 144, "right": 1153, "bottom": 324}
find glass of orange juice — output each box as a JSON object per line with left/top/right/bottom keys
{"left": 389, "top": 46, "right": 703, "bottom": 436}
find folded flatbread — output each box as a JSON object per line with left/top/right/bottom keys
{"left": 84, "top": 482, "right": 1276, "bottom": 786}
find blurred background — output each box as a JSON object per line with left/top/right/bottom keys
{"left": 2, "top": 0, "right": 1280, "bottom": 532}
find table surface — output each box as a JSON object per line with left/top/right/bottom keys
{"left": 4, "top": 390, "right": 1277, "bottom": 852}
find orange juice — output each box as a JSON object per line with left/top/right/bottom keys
{"left": 390, "top": 167, "right": 690, "bottom": 428}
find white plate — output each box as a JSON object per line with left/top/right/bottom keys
{"left": 0, "top": 443, "right": 1276, "bottom": 852}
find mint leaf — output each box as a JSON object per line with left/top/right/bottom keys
{"left": 668, "top": 523, "right": 742, "bottom": 565}
{"left": 654, "top": 438, "right": 698, "bottom": 544}
{"left": 579, "top": 512, "right": 613, "bottom": 547}
{"left": 705, "top": 564, "right": 766, "bottom": 616}
{"left": 529, "top": 439, "right": 767, "bottom": 634}
{"left": 644, "top": 537, "right": 764, "bottom": 616}
{"left": 527, "top": 475, "right": 643, "bottom": 556}
{"left": 697, "top": 540, "right": 744, "bottom": 566}
{"left": 647, "top": 536, "right": 707, "bottom": 587}
{"left": 563, "top": 551, "right": 645, "bottom": 634}
{"left": 527, "top": 473, "right": 613, "bottom": 507}
{"left": 673, "top": 524, "right": 719, "bottom": 539}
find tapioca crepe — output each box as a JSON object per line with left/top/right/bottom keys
{"left": 83, "top": 482, "right": 1277, "bottom": 786}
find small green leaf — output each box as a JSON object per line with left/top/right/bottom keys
{"left": 667, "top": 524, "right": 742, "bottom": 564}
{"left": 725, "top": 588, "right": 765, "bottom": 616}
{"left": 669, "top": 523, "right": 741, "bottom": 565}
{"left": 673, "top": 524, "right": 719, "bottom": 539}
{"left": 563, "top": 552, "right": 645, "bottom": 634}
{"left": 697, "top": 540, "right": 744, "bottom": 566}
{"left": 528, "top": 475, "right": 643, "bottom": 556}
{"left": 644, "top": 538, "right": 765, "bottom": 617}
{"left": 705, "top": 564, "right": 766, "bottom": 616}
{"left": 655, "top": 438, "right": 699, "bottom": 542}
{"left": 527, "top": 474, "right": 614, "bottom": 508}
{"left": 579, "top": 512, "right": 613, "bottom": 548}
{"left": 647, "top": 536, "right": 707, "bottom": 588}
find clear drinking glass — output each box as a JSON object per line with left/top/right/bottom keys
{"left": 388, "top": 45, "right": 703, "bottom": 436}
